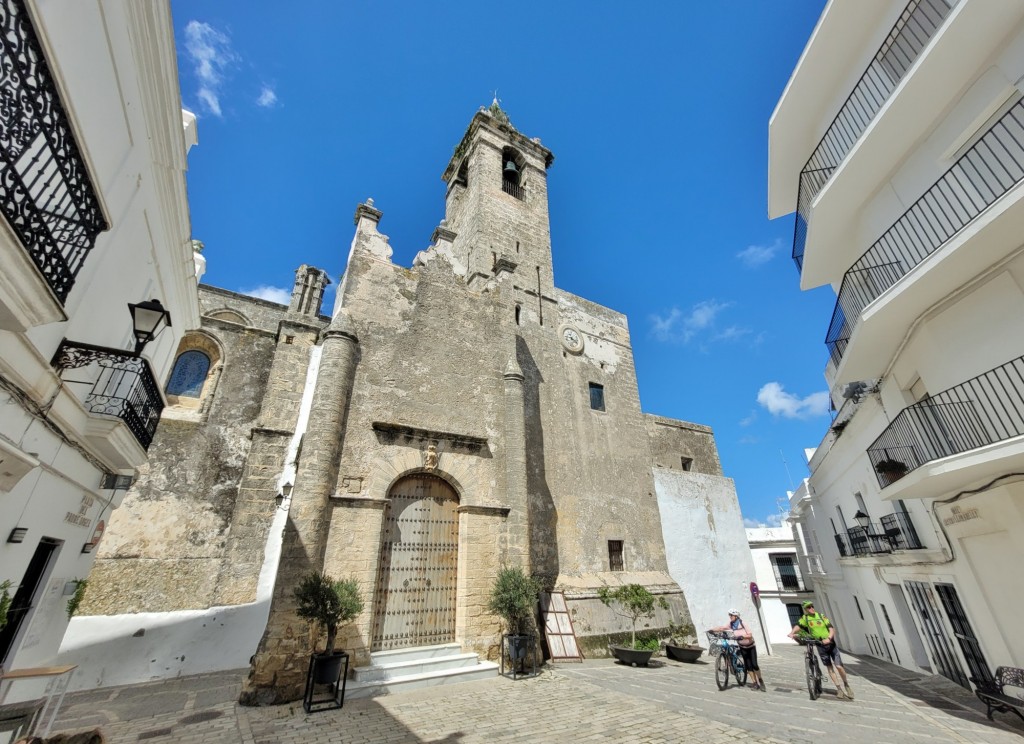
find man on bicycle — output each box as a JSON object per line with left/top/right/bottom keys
{"left": 788, "top": 600, "right": 854, "bottom": 700}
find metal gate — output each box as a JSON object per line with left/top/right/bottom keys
{"left": 372, "top": 474, "right": 459, "bottom": 651}
{"left": 935, "top": 583, "right": 993, "bottom": 686}
{"left": 904, "top": 580, "right": 968, "bottom": 688}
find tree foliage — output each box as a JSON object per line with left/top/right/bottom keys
{"left": 598, "top": 583, "right": 668, "bottom": 648}
{"left": 488, "top": 566, "right": 540, "bottom": 635}
{"left": 294, "top": 573, "right": 363, "bottom": 654}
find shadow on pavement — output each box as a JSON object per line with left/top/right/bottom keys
{"left": 849, "top": 653, "right": 1024, "bottom": 736}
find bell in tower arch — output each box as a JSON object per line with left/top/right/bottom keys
{"left": 503, "top": 158, "right": 520, "bottom": 186}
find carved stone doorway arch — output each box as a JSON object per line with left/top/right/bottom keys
{"left": 371, "top": 473, "right": 459, "bottom": 651}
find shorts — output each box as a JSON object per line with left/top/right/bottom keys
{"left": 816, "top": 641, "right": 843, "bottom": 668}
{"left": 739, "top": 645, "right": 759, "bottom": 672}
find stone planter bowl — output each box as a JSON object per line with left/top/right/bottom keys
{"left": 665, "top": 643, "right": 703, "bottom": 663}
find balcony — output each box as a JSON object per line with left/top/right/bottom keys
{"left": 825, "top": 97, "right": 1024, "bottom": 368}
{"left": 52, "top": 340, "right": 165, "bottom": 451}
{"left": 867, "top": 357, "right": 1024, "bottom": 491}
{"left": 834, "top": 511, "right": 924, "bottom": 557}
{"left": 791, "top": 0, "right": 957, "bottom": 272}
{"left": 0, "top": 0, "right": 107, "bottom": 323}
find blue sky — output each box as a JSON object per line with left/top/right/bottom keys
{"left": 171, "top": 0, "right": 834, "bottom": 526}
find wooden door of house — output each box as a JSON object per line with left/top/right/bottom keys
{"left": 372, "top": 474, "right": 459, "bottom": 651}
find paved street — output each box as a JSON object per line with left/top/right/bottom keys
{"left": 48, "top": 646, "right": 1023, "bottom": 743}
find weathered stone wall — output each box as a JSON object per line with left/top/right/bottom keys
{"left": 456, "top": 507, "right": 509, "bottom": 660}
{"left": 82, "top": 288, "right": 289, "bottom": 614}
{"left": 645, "top": 414, "right": 724, "bottom": 476}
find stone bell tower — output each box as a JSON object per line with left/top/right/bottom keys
{"left": 441, "top": 101, "right": 555, "bottom": 292}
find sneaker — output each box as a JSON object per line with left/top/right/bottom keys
{"left": 844, "top": 685, "right": 854, "bottom": 700}
{"left": 760, "top": 682, "right": 768, "bottom": 692}
{"left": 836, "top": 688, "right": 848, "bottom": 699}
{"left": 749, "top": 682, "right": 759, "bottom": 690}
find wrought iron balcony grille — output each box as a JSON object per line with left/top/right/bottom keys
{"left": 834, "top": 511, "right": 923, "bottom": 557}
{"left": 867, "top": 356, "right": 1024, "bottom": 487}
{"left": 0, "top": 0, "right": 108, "bottom": 303}
{"left": 52, "top": 340, "right": 165, "bottom": 450}
{"left": 791, "top": 0, "right": 958, "bottom": 272}
{"left": 501, "top": 179, "right": 524, "bottom": 200}
{"left": 826, "top": 97, "right": 1024, "bottom": 366}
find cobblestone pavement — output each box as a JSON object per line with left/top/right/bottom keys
{"left": 48, "top": 646, "right": 1023, "bottom": 743}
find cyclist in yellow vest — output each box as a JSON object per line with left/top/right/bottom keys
{"left": 788, "top": 600, "right": 854, "bottom": 700}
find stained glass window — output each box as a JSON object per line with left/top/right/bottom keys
{"left": 166, "top": 350, "right": 210, "bottom": 397}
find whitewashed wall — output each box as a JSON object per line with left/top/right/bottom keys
{"left": 655, "top": 468, "right": 769, "bottom": 652}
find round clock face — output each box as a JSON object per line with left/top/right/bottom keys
{"left": 560, "top": 324, "right": 584, "bottom": 353}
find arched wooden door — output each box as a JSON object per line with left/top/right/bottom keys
{"left": 372, "top": 474, "right": 459, "bottom": 650}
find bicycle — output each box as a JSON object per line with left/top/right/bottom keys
{"left": 706, "top": 630, "right": 748, "bottom": 690}
{"left": 794, "top": 635, "right": 824, "bottom": 700}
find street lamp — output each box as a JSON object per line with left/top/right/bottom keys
{"left": 128, "top": 298, "right": 172, "bottom": 353}
{"left": 853, "top": 510, "right": 871, "bottom": 529}
{"left": 275, "top": 482, "right": 293, "bottom": 510}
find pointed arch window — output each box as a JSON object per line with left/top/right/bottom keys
{"left": 166, "top": 350, "right": 211, "bottom": 398}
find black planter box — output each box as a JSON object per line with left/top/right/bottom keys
{"left": 303, "top": 650, "right": 349, "bottom": 713}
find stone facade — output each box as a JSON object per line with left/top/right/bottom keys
{"left": 85, "top": 106, "right": 745, "bottom": 703}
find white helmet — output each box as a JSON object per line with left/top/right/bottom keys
{"left": 728, "top": 608, "right": 740, "bottom": 617}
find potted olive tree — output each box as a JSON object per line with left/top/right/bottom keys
{"left": 294, "top": 572, "right": 363, "bottom": 687}
{"left": 598, "top": 583, "right": 668, "bottom": 667}
{"left": 488, "top": 566, "right": 540, "bottom": 671}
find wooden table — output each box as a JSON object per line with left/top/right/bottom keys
{"left": 0, "top": 664, "right": 77, "bottom": 737}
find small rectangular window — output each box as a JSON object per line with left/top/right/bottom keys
{"left": 881, "top": 603, "right": 895, "bottom": 634}
{"left": 589, "top": 383, "right": 605, "bottom": 411}
{"left": 680, "top": 457, "right": 693, "bottom": 471}
{"left": 608, "top": 540, "right": 623, "bottom": 571}
{"left": 285, "top": 335, "right": 295, "bottom": 345}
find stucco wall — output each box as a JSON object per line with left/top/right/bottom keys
{"left": 655, "top": 468, "right": 765, "bottom": 650}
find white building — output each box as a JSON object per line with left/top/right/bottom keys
{"left": 771, "top": 0, "right": 1024, "bottom": 689}
{"left": 746, "top": 520, "right": 813, "bottom": 645}
{"left": 0, "top": 0, "right": 199, "bottom": 680}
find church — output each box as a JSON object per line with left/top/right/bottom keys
{"left": 75, "top": 104, "right": 755, "bottom": 704}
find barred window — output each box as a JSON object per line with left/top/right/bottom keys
{"left": 608, "top": 540, "right": 624, "bottom": 571}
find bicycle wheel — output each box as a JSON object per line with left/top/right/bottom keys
{"left": 805, "top": 654, "right": 820, "bottom": 700}
{"left": 715, "top": 652, "right": 730, "bottom": 690}
{"left": 733, "top": 654, "right": 748, "bottom": 687}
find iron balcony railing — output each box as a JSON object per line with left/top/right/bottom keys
{"left": 867, "top": 357, "right": 1024, "bottom": 488}
{"left": 834, "top": 512, "right": 924, "bottom": 557}
{"left": 826, "top": 97, "right": 1024, "bottom": 366}
{"left": 0, "top": 0, "right": 108, "bottom": 304}
{"left": 792, "top": 0, "right": 957, "bottom": 271}
{"left": 52, "top": 340, "right": 164, "bottom": 450}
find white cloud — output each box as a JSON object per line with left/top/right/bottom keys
{"left": 739, "top": 411, "right": 757, "bottom": 427}
{"left": 183, "top": 21, "right": 237, "bottom": 117}
{"left": 756, "top": 382, "right": 830, "bottom": 420}
{"left": 240, "top": 285, "right": 290, "bottom": 305}
{"left": 650, "top": 300, "right": 733, "bottom": 343}
{"left": 257, "top": 85, "right": 278, "bottom": 108}
{"left": 744, "top": 513, "right": 788, "bottom": 529}
{"left": 737, "top": 239, "right": 782, "bottom": 269}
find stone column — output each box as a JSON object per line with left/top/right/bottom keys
{"left": 240, "top": 312, "right": 360, "bottom": 706}
{"left": 502, "top": 352, "right": 530, "bottom": 572}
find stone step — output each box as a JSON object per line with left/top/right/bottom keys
{"left": 366, "top": 643, "right": 463, "bottom": 666}
{"left": 345, "top": 660, "right": 499, "bottom": 699}
{"left": 353, "top": 652, "right": 480, "bottom": 682}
